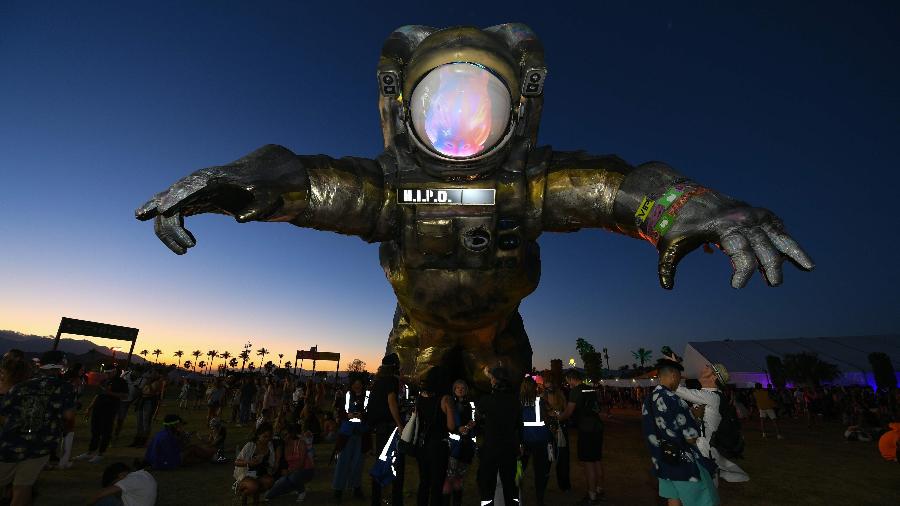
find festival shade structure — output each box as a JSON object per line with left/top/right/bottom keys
{"left": 682, "top": 335, "right": 900, "bottom": 388}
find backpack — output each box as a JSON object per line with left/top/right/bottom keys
{"left": 710, "top": 391, "right": 745, "bottom": 459}
{"left": 575, "top": 387, "right": 604, "bottom": 433}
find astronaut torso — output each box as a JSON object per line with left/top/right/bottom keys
{"left": 378, "top": 143, "right": 550, "bottom": 333}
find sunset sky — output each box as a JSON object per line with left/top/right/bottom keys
{"left": 2, "top": 1, "right": 899, "bottom": 372}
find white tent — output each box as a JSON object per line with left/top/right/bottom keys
{"left": 682, "top": 334, "right": 900, "bottom": 388}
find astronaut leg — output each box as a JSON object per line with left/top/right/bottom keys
{"left": 461, "top": 311, "right": 532, "bottom": 392}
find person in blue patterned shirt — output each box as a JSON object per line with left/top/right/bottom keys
{"left": 642, "top": 352, "right": 718, "bottom": 506}
{"left": 0, "top": 350, "right": 76, "bottom": 506}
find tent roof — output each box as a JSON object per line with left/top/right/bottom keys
{"left": 686, "top": 334, "right": 900, "bottom": 374}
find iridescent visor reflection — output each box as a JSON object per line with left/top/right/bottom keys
{"left": 410, "top": 63, "right": 511, "bottom": 159}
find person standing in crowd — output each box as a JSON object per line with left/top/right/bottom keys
{"left": 557, "top": 369, "right": 605, "bottom": 505}
{"left": 0, "top": 351, "right": 76, "bottom": 506}
{"left": 752, "top": 383, "right": 783, "bottom": 439}
{"left": 207, "top": 378, "right": 227, "bottom": 423}
{"left": 544, "top": 380, "right": 571, "bottom": 491}
{"left": 475, "top": 366, "right": 521, "bottom": 506}
{"left": 412, "top": 366, "right": 452, "bottom": 506}
{"left": 238, "top": 377, "right": 257, "bottom": 427}
{"left": 115, "top": 369, "right": 140, "bottom": 443}
{"left": 520, "top": 377, "right": 553, "bottom": 506}
{"left": 265, "top": 423, "right": 315, "bottom": 503}
{"left": 444, "top": 379, "right": 475, "bottom": 506}
{"left": 0, "top": 350, "right": 28, "bottom": 404}
{"left": 366, "top": 353, "right": 406, "bottom": 506}
{"left": 131, "top": 370, "right": 163, "bottom": 448}
{"left": 177, "top": 379, "right": 191, "bottom": 410}
{"left": 332, "top": 376, "right": 369, "bottom": 502}
{"left": 88, "top": 462, "right": 157, "bottom": 506}
{"left": 643, "top": 352, "right": 718, "bottom": 506}
{"left": 75, "top": 368, "right": 129, "bottom": 464}
{"left": 674, "top": 364, "right": 749, "bottom": 484}
{"left": 234, "top": 422, "right": 277, "bottom": 506}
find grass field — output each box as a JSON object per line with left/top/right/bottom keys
{"left": 34, "top": 392, "right": 899, "bottom": 506}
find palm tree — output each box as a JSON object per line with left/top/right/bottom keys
{"left": 229, "top": 358, "right": 238, "bottom": 369}
{"left": 192, "top": 350, "right": 202, "bottom": 366}
{"left": 207, "top": 350, "right": 218, "bottom": 374}
{"left": 238, "top": 350, "right": 251, "bottom": 373}
{"left": 198, "top": 360, "right": 206, "bottom": 373}
{"left": 631, "top": 348, "right": 652, "bottom": 368}
{"left": 184, "top": 360, "right": 192, "bottom": 371}
{"left": 284, "top": 360, "right": 292, "bottom": 370}
{"left": 220, "top": 351, "right": 232, "bottom": 370}
{"left": 256, "top": 348, "right": 269, "bottom": 369}
{"left": 152, "top": 349, "right": 162, "bottom": 363}
{"left": 174, "top": 350, "right": 184, "bottom": 364}
{"left": 139, "top": 350, "right": 149, "bottom": 361}
{"left": 277, "top": 353, "right": 284, "bottom": 368}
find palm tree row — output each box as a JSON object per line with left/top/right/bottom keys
{"left": 139, "top": 346, "right": 294, "bottom": 374}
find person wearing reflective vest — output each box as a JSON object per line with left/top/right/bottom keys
{"left": 520, "top": 377, "right": 553, "bottom": 506}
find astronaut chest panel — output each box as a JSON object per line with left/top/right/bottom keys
{"left": 396, "top": 181, "right": 525, "bottom": 271}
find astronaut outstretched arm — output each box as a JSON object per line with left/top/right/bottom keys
{"left": 539, "top": 150, "right": 814, "bottom": 289}
{"left": 136, "top": 144, "right": 389, "bottom": 254}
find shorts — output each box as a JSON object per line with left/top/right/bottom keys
{"left": 759, "top": 409, "right": 777, "bottom": 420}
{"left": 577, "top": 430, "right": 603, "bottom": 462}
{"left": 658, "top": 463, "right": 719, "bottom": 506}
{"left": 0, "top": 455, "right": 51, "bottom": 487}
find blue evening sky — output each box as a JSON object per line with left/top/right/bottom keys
{"left": 1, "top": 1, "right": 898, "bottom": 369}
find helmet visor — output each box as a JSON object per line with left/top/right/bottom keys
{"left": 410, "top": 63, "right": 511, "bottom": 159}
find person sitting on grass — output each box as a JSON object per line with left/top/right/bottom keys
{"left": 88, "top": 462, "right": 157, "bottom": 506}
{"left": 234, "top": 422, "right": 277, "bottom": 505}
{"left": 264, "top": 423, "right": 315, "bottom": 503}
{"left": 878, "top": 422, "right": 900, "bottom": 462}
{"left": 143, "top": 414, "right": 214, "bottom": 470}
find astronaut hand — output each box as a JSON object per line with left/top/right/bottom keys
{"left": 657, "top": 199, "right": 814, "bottom": 290}
{"left": 135, "top": 145, "right": 305, "bottom": 254}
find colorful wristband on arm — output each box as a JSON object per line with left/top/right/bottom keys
{"left": 634, "top": 182, "right": 709, "bottom": 245}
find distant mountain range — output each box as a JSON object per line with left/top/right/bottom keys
{"left": 0, "top": 329, "right": 148, "bottom": 364}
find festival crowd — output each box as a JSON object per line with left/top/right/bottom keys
{"left": 0, "top": 346, "right": 897, "bottom": 506}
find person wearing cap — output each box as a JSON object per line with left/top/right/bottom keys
{"left": 0, "top": 350, "right": 76, "bottom": 506}
{"left": 642, "top": 352, "right": 719, "bottom": 506}
{"left": 75, "top": 367, "right": 129, "bottom": 465}
{"left": 474, "top": 365, "right": 522, "bottom": 506}
{"left": 675, "top": 364, "right": 749, "bottom": 484}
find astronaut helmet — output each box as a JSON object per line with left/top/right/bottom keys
{"left": 377, "top": 24, "right": 547, "bottom": 168}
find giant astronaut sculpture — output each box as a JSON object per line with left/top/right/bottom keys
{"left": 137, "top": 24, "right": 813, "bottom": 391}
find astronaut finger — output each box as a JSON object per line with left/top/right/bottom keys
{"left": 135, "top": 196, "right": 162, "bottom": 221}
{"left": 761, "top": 223, "right": 815, "bottom": 271}
{"left": 657, "top": 236, "right": 703, "bottom": 290}
{"left": 720, "top": 233, "right": 757, "bottom": 289}
{"left": 154, "top": 214, "right": 194, "bottom": 253}
{"left": 155, "top": 228, "right": 187, "bottom": 255}
{"left": 746, "top": 227, "right": 783, "bottom": 286}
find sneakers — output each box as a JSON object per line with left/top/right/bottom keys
{"left": 73, "top": 453, "right": 93, "bottom": 462}
{"left": 296, "top": 491, "right": 307, "bottom": 503}
{"left": 88, "top": 455, "right": 104, "bottom": 464}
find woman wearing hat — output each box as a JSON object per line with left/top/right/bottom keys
{"left": 674, "top": 363, "right": 749, "bottom": 484}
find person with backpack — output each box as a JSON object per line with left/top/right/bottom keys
{"left": 520, "top": 377, "right": 553, "bottom": 506}
{"left": 675, "top": 364, "right": 749, "bottom": 484}
{"left": 556, "top": 369, "right": 606, "bottom": 505}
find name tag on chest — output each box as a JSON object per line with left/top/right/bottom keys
{"left": 398, "top": 188, "right": 495, "bottom": 205}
